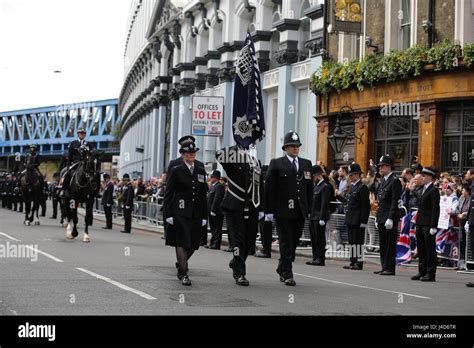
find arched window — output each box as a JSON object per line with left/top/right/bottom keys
{"left": 269, "top": 29, "right": 280, "bottom": 70}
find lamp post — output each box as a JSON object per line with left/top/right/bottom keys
{"left": 328, "top": 117, "right": 348, "bottom": 170}
{"left": 135, "top": 145, "right": 145, "bottom": 179}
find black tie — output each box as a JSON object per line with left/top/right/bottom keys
{"left": 292, "top": 158, "right": 297, "bottom": 173}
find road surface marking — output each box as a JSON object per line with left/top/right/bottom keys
{"left": 0, "top": 232, "right": 63, "bottom": 262}
{"left": 294, "top": 272, "right": 432, "bottom": 300}
{"left": 76, "top": 267, "right": 156, "bottom": 300}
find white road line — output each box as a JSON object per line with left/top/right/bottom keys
{"left": 294, "top": 272, "right": 432, "bottom": 300}
{"left": 0, "top": 232, "right": 63, "bottom": 262}
{"left": 76, "top": 267, "right": 156, "bottom": 300}
{"left": 0, "top": 232, "right": 21, "bottom": 242}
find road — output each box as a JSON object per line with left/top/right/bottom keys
{"left": 0, "top": 204, "right": 473, "bottom": 316}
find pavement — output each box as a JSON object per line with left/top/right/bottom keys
{"left": 0, "top": 202, "right": 473, "bottom": 315}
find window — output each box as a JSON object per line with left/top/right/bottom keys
{"left": 374, "top": 112, "right": 419, "bottom": 171}
{"left": 442, "top": 102, "right": 474, "bottom": 173}
{"left": 399, "top": 0, "right": 411, "bottom": 50}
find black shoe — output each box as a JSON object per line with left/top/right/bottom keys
{"left": 255, "top": 251, "right": 271, "bottom": 258}
{"left": 209, "top": 245, "right": 220, "bottom": 250}
{"left": 102, "top": 226, "right": 112, "bottom": 229}
{"left": 120, "top": 230, "right": 130, "bottom": 233}
{"left": 236, "top": 275, "right": 249, "bottom": 286}
{"left": 225, "top": 247, "right": 233, "bottom": 252}
{"left": 420, "top": 275, "right": 435, "bottom": 282}
{"left": 204, "top": 245, "right": 210, "bottom": 249}
{"left": 182, "top": 275, "right": 191, "bottom": 286}
{"left": 380, "top": 271, "right": 395, "bottom": 276}
{"left": 351, "top": 263, "right": 363, "bottom": 270}
{"left": 306, "top": 259, "right": 325, "bottom": 266}
{"left": 373, "top": 270, "right": 383, "bottom": 274}
{"left": 284, "top": 278, "right": 296, "bottom": 286}
{"left": 343, "top": 264, "right": 354, "bottom": 270}
{"left": 49, "top": 216, "right": 56, "bottom": 219}
{"left": 411, "top": 273, "right": 424, "bottom": 280}
{"left": 466, "top": 282, "right": 474, "bottom": 287}
{"left": 161, "top": 236, "right": 165, "bottom": 239}
{"left": 248, "top": 249, "right": 256, "bottom": 256}
{"left": 175, "top": 262, "right": 179, "bottom": 269}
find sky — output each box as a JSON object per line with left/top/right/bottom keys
{"left": 0, "top": 0, "right": 133, "bottom": 112}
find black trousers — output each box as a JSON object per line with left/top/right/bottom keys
{"left": 209, "top": 213, "right": 224, "bottom": 248}
{"left": 309, "top": 220, "right": 327, "bottom": 261}
{"left": 104, "top": 204, "right": 113, "bottom": 228}
{"left": 377, "top": 223, "right": 397, "bottom": 273}
{"left": 276, "top": 218, "right": 305, "bottom": 279}
{"left": 416, "top": 225, "right": 437, "bottom": 277}
{"left": 347, "top": 225, "right": 365, "bottom": 265}
{"left": 259, "top": 220, "right": 273, "bottom": 255}
{"left": 123, "top": 207, "right": 132, "bottom": 232}
{"left": 226, "top": 210, "right": 258, "bottom": 276}
{"left": 52, "top": 198, "right": 59, "bottom": 218}
{"left": 469, "top": 225, "right": 474, "bottom": 270}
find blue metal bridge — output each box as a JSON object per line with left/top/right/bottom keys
{"left": 0, "top": 99, "right": 121, "bottom": 158}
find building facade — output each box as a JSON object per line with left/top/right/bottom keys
{"left": 118, "top": 0, "right": 325, "bottom": 178}
{"left": 314, "top": 0, "right": 474, "bottom": 174}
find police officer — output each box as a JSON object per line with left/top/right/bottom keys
{"left": 216, "top": 146, "right": 263, "bottom": 286}
{"left": 205, "top": 170, "right": 225, "bottom": 249}
{"left": 411, "top": 167, "right": 440, "bottom": 282}
{"left": 337, "top": 163, "right": 370, "bottom": 270}
{"left": 60, "top": 128, "right": 95, "bottom": 196}
{"left": 265, "top": 131, "right": 313, "bottom": 286}
{"left": 101, "top": 173, "right": 114, "bottom": 229}
{"left": 164, "top": 139, "right": 208, "bottom": 286}
{"left": 50, "top": 172, "right": 60, "bottom": 219}
{"left": 375, "top": 155, "right": 402, "bottom": 276}
{"left": 121, "top": 174, "right": 134, "bottom": 234}
{"left": 307, "top": 165, "right": 334, "bottom": 266}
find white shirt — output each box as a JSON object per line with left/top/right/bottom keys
{"left": 422, "top": 182, "right": 433, "bottom": 194}
{"left": 287, "top": 155, "right": 299, "bottom": 172}
{"left": 351, "top": 179, "right": 361, "bottom": 187}
{"left": 384, "top": 172, "right": 393, "bottom": 181}
{"left": 184, "top": 161, "right": 195, "bottom": 173}
{"left": 317, "top": 178, "right": 325, "bottom": 186}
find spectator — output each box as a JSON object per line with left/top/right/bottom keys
{"left": 454, "top": 184, "right": 470, "bottom": 270}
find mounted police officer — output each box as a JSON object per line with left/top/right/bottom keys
{"left": 121, "top": 173, "right": 134, "bottom": 234}
{"left": 101, "top": 173, "right": 114, "bottom": 229}
{"left": 265, "top": 131, "right": 313, "bottom": 286}
{"left": 337, "top": 163, "right": 370, "bottom": 270}
{"left": 216, "top": 146, "right": 263, "bottom": 286}
{"left": 59, "top": 128, "right": 95, "bottom": 197}
{"left": 17, "top": 144, "right": 42, "bottom": 188}
{"left": 375, "top": 155, "right": 402, "bottom": 276}
{"left": 164, "top": 138, "right": 208, "bottom": 286}
{"left": 307, "top": 165, "right": 334, "bottom": 266}
{"left": 411, "top": 166, "right": 440, "bottom": 282}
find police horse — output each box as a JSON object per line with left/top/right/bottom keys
{"left": 19, "top": 153, "right": 43, "bottom": 226}
{"left": 61, "top": 146, "right": 103, "bottom": 242}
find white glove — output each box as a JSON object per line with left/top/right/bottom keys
{"left": 106, "top": 204, "right": 111, "bottom": 207}
{"left": 202, "top": 219, "right": 207, "bottom": 226}
{"left": 166, "top": 217, "right": 174, "bottom": 225}
{"left": 374, "top": 218, "right": 377, "bottom": 225}
{"left": 429, "top": 228, "right": 437, "bottom": 235}
{"left": 258, "top": 211, "right": 265, "bottom": 220}
{"left": 384, "top": 219, "right": 393, "bottom": 230}
{"left": 125, "top": 206, "right": 130, "bottom": 209}
{"left": 465, "top": 222, "right": 470, "bottom": 233}
{"left": 360, "top": 223, "right": 367, "bottom": 228}
{"left": 265, "top": 214, "right": 274, "bottom": 222}
{"left": 210, "top": 212, "right": 216, "bottom": 217}
{"left": 319, "top": 220, "right": 325, "bottom": 226}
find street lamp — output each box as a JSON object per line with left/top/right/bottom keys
{"left": 135, "top": 145, "right": 145, "bottom": 179}
{"left": 328, "top": 117, "right": 348, "bottom": 154}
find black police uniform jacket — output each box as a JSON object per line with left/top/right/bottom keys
{"left": 264, "top": 156, "right": 313, "bottom": 219}
{"left": 167, "top": 157, "right": 204, "bottom": 173}
{"left": 416, "top": 183, "right": 440, "bottom": 228}
{"left": 468, "top": 181, "right": 474, "bottom": 225}
{"left": 67, "top": 140, "right": 95, "bottom": 166}
{"left": 309, "top": 179, "right": 334, "bottom": 222}
{"left": 101, "top": 181, "right": 114, "bottom": 206}
{"left": 207, "top": 182, "right": 225, "bottom": 215}
{"left": 122, "top": 182, "right": 134, "bottom": 208}
{"left": 341, "top": 180, "right": 370, "bottom": 226}
{"left": 216, "top": 147, "right": 263, "bottom": 214}
{"left": 375, "top": 173, "right": 402, "bottom": 224}
{"left": 164, "top": 162, "right": 208, "bottom": 220}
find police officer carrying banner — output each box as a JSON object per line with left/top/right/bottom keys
{"left": 216, "top": 146, "right": 263, "bottom": 286}
{"left": 101, "top": 173, "right": 114, "bottom": 229}
{"left": 121, "top": 173, "right": 134, "bottom": 234}
{"left": 265, "top": 131, "right": 313, "bottom": 286}
{"left": 337, "top": 163, "right": 370, "bottom": 270}
{"left": 411, "top": 166, "right": 440, "bottom": 282}
{"left": 164, "top": 138, "right": 208, "bottom": 286}
{"left": 375, "top": 155, "right": 402, "bottom": 276}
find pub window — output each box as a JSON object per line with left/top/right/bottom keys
{"left": 374, "top": 113, "right": 419, "bottom": 172}
{"left": 399, "top": 0, "right": 411, "bottom": 50}
{"left": 442, "top": 102, "right": 474, "bottom": 174}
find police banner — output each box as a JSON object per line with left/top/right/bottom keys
{"left": 191, "top": 96, "right": 224, "bottom": 137}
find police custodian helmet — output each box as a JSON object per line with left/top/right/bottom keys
{"left": 348, "top": 162, "right": 363, "bottom": 176}
{"left": 282, "top": 131, "right": 302, "bottom": 150}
